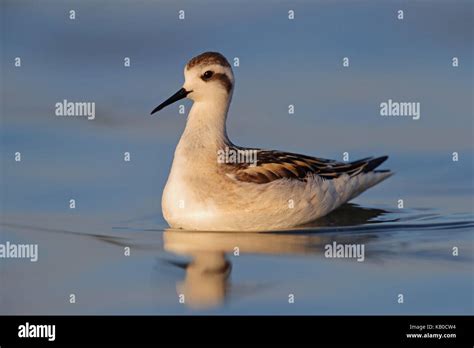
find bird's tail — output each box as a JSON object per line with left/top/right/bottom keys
{"left": 346, "top": 156, "right": 392, "bottom": 201}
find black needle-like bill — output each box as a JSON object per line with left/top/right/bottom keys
{"left": 151, "top": 88, "right": 191, "bottom": 115}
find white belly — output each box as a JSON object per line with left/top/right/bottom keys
{"left": 161, "top": 165, "right": 224, "bottom": 230}
{"left": 161, "top": 158, "right": 392, "bottom": 231}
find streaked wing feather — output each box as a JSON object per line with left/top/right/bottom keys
{"left": 224, "top": 147, "right": 388, "bottom": 184}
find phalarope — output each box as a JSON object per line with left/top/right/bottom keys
{"left": 151, "top": 52, "right": 392, "bottom": 231}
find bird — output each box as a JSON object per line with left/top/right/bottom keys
{"left": 151, "top": 52, "right": 392, "bottom": 231}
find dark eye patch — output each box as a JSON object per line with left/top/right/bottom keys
{"left": 200, "top": 70, "right": 233, "bottom": 93}
{"left": 213, "top": 73, "right": 233, "bottom": 93}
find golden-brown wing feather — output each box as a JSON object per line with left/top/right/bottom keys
{"left": 222, "top": 147, "right": 388, "bottom": 184}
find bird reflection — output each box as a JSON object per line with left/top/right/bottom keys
{"left": 163, "top": 203, "right": 389, "bottom": 309}
{"left": 173, "top": 251, "right": 231, "bottom": 310}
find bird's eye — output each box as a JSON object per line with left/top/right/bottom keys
{"left": 202, "top": 70, "right": 214, "bottom": 80}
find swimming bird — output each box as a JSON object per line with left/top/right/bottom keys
{"left": 151, "top": 52, "right": 392, "bottom": 231}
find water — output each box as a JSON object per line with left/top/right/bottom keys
{"left": 1, "top": 0, "right": 473, "bottom": 315}
{"left": 1, "top": 119, "right": 473, "bottom": 314}
{"left": 1, "top": 189, "right": 473, "bottom": 314}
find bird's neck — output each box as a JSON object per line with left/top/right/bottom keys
{"left": 177, "top": 96, "right": 232, "bottom": 160}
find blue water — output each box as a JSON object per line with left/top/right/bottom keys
{"left": 1, "top": 141, "right": 473, "bottom": 314}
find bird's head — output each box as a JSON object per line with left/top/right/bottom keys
{"left": 151, "top": 52, "right": 234, "bottom": 115}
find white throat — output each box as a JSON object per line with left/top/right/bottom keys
{"left": 177, "top": 93, "right": 232, "bottom": 159}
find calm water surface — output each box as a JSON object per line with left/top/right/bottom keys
{"left": 1, "top": 0, "right": 473, "bottom": 315}
{"left": 1, "top": 185, "right": 472, "bottom": 314}
{"left": 1, "top": 97, "right": 472, "bottom": 316}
